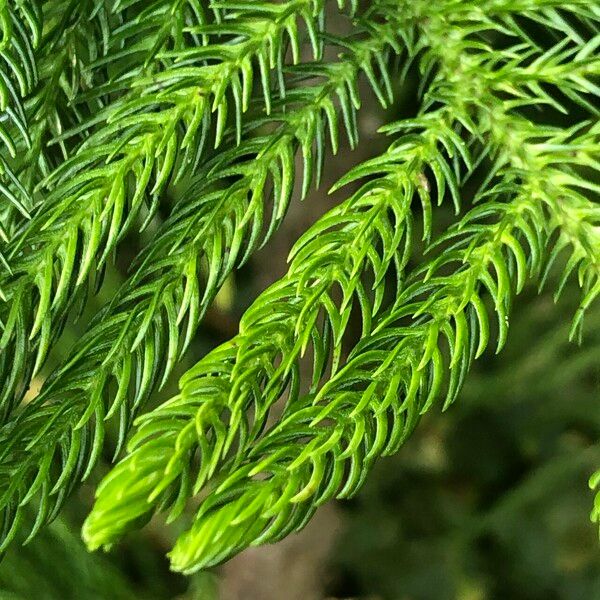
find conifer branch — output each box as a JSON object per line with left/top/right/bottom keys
{"left": 0, "top": 16, "right": 400, "bottom": 550}
{"left": 0, "top": 0, "right": 598, "bottom": 571}
{"left": 591, "top": 470, "right": 600, "bottom": 533}
{"left": 15, "top": 1, "right": 111, "bottom": 189}
{"left": 3, "top": 1, "right": 125, "bottom": 232}
{"left": 161, "top": 120, "right": 600, "bottom": 574}
{"left": 82, "top": 2, "right": 600, "bottom": 570}
{"left": 0, "top": 0, "right": 42, "bottom": 234}
{"left": 0, "top": 0, "right": 335, "bottom": 420}
{"left": 167, "top": 194, "right": 545, "bottom": 572}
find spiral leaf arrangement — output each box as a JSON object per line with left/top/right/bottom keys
{"left": 0, "top": 0, "right": 599, "bottom": 576}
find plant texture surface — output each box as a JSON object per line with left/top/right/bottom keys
{"left": 0, "top": 0, "right": 599, "bottom": 588}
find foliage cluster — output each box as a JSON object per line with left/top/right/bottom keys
{"left": 0, "top": 0, "right": 599, "bottom": 581}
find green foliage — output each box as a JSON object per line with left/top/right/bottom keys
{"left": 0, "top": 0, "right": 337, "bottom": 421}
{"left": 0, "top": 1, "right": 128, "bottom": 230}
{"left": 0, "top": 0, "right": 41, "bottom": 222}
{"left": 0, "top": 15, "right": 399, "bottom": 549}
{"left": 0, "top": 0, "right": 599, "bottom": 583}
{"left": 333, "top": 290, "right": 600, "bottom": 599}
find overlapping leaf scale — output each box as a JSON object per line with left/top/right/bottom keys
{"left": 0, "top": 23, "right": 398, "bottom": 550}
{"left": 0, "top": 0, "right": 329, "bottom": 421}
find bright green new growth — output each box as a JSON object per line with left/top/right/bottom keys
{"left": 0, "top": 0, "right": 599, "bottom": 577}
{"left": 82, "top": 0, "right": 600, "bottom": 573}
{"left": 0, "top": 16, "right": 400, "bottom": 547}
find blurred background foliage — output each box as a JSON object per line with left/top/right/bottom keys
{"left": 1, "top": 4, "right": 599, "bottom": 599}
